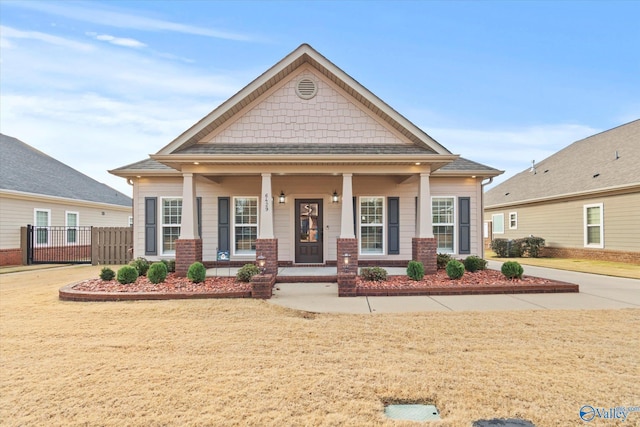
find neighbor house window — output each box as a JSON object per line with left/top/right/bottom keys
{"left": 359, "top": 197, "right": 384, "bottom": 254}
{"left": 66, "top": 211, "right": 79, "bottom": 244}
{"left": 34, "top": 209, "right": 50, "bottom": 245}
{"left": 162, "top": 198, "right": 182, "bottom": 254}
{"left": 584, "top": 203, "right": 604, "bottom": 248}
{"left": 492, "top": 213, "right": 504, "bottom": 234}
{"left": 432, "top": 197, "right": 455, "bottom": 253}
{"left": 234, "top": 197, "right": 258, "bottom": 255}
{"left": 509, "top": 212, "right": 518, "bottom": 230}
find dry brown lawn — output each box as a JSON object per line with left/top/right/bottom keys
{"left": 1, "top": 265, "right": 639, "bottom": 426}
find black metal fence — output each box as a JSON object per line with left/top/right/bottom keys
{"left": 26, "top": 225, "right": 92, "bottom": 264}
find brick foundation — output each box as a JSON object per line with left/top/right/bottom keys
{"left": 175, "top": 239, "right": 203, "bottom": 277}
{"left": 255, "top": 239, "right": 278, "bottom": 275}
{"left": 412, "top": 237, "right": 437, "bottom": 275}
{"left": 251, "top": 273, "right": 276, "bottom": 299}
{"left": 0, "top": 248, "right": 23, "bottom": 266}
{"left": 541, "top": 247, "right": 640, "bottom": 264}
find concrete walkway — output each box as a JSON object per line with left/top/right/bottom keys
{"left": 268, "top": 262, "right": 640, "bottom": 314}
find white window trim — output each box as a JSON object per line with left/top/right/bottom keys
{"left": 233, "top": 196, "right": 259, "bottom": 256}
{"left": 432, "top": 196, "right": 456, "bottom": 254}
{"left": 65, "top": 211, "right": 80, "bottom": 245}
{"left": 584, "top": 203, "right": 604, "bottom": 248}
{"left": 34, "top": 208, "right": 51, "bottom": 246}
{"left": 509, "top": 212, "right": 518, "bottom": 230}
{"left": 128, "top": 216, "right": 133, "bottom": 227}
{"left": 492, "top": 213, "right": 505, "bottom": 235}
{"left": 161, "top": 197, "right": 182, "bottom": 256}
{"left": 358, "top": 196, "right": 385, "bottom": 255}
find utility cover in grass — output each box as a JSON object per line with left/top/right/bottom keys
{"left": 473, "top": 418, "right": 535, "bottom": 427}
{"left": 384, "top": 404, "right": 440, "bottom": 421}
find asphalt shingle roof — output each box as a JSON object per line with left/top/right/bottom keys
{"left": 1, "top": 134, "right": 132, "bottom": 207}
{"left": 485, "top": 120, "right": 640, "bottom": 207}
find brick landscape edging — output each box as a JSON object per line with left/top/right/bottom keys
{"left": 356, "top": 281, "right": 579, "bottom": 297}
{"left": 59, "top": 283, "right": 251, "bottom": 302}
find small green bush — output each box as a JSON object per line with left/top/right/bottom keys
{"left": 463, "top": 256, "right": 487, "bottom": 272}
{"left": 406, "top": 261, "right": 425, "bottom": 281}
{"left": 491, "top": 239, "right": 523, "bottom": 258}
{"left": 117, "top": 265, "right": 139, "bottom": 284}
{"left": 236, "top": 264, "right": 260, "bottom": 282}
{"left": 129, "top": 257, "right": 150, "bottom": 276}
{"left": 521, "top": 236, "right": 546, "bottom": 258}
{"left": 437, "top": 253, "right": 452, "bottom": 269}
{"left": 187, "top": 262, "right": 207, "bottom": 283}
{"left": 445, "top": 260, "right": 465, "bottom": 280}
{"left": 161, "top": 259, "right": 176, "bottom": 273}
{"left": 361, "top": 267, "right": 388, "bottom": 282}
{"left": 99, "top": 267, "right": 115, "bottom": 281}
{"left": 501, "top": 261, "right": 524, "bottom": 279}
{"left": 147, "top": 262, "right": 168, "bottom": 284}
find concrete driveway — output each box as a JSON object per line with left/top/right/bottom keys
{"left": 269, "top": 262, "right": 640, "bottom": 314}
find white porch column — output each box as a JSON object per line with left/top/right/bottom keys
{"left": 340, "top": 173, "right": 355, "bottom": 238}
{"left": 179, "top": 173, "right": 198, "bottom": 239}
{"left": 417, "top": 172, "right": 434, "bottom": 238}
{"left": 259, "top": 173, "right": 274, "bottom": 238}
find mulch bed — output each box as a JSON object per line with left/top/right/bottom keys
{"left": 60, "top": 269, "right": 579, "bottom": 301}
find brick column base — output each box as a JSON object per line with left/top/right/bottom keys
{"left": 175, "top": 239, "right": 203, "bottom": 277}
{"left": 251, "top": 273, "right": 276, "bottom": 299}
{"left": 255, "top": 239, "right": 278, "bottom": 275}
{"left": 337, "top": 238, "right": 358, "bottom": 297}
{"left": 412, "top": 237, "right": 437, "bottom": 275}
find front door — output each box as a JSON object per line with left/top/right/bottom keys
{"left": 295, "top": 199, "right": 323, "bottom": 264}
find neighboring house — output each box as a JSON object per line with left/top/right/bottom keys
{"left": 484, "top": 120, "right": 640, "bottom": 263}
{"left": 0, "top": 134, "right": 132, "bottom": 266}
{"left": 110, "top": 44, "right": 502, "bottom": 276}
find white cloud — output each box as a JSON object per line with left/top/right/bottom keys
{"left": 0, "top": 25, "right": 93, "bottom": 51}
{"left": 7, "top": 1, "right": 255, "bottom": 41}
{"left": 89, "top": 33, "right": 147, "bottom": 48}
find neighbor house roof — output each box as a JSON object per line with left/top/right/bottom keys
{"left": 0, "top": 134, "right": 132, "bottom": 207}
{"left": 485, "top": 119, "right": 640, "bottom": 208}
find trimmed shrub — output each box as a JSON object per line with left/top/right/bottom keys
{"left": 501, "top": 261, "right": 524, "bottom": 279}
{"left": 361, "top": 267, "right": 388, "bottom": 282}
{"left": 436, "top": 253, "right": 452, "bottom": 270}
{"left": 445, "top": 260, "right": 465, "bottom": 280}
{"left": 187, "top": 262, "right": 207, "bottom": 283}
{"left": 161, "top": 259, "right": 176, "bottom": 273}
{"left": 491, "top": 239, "right": 523, "bottom": 258}
{"left": 117, "top": 265, "right": 139, "bottom": 285}
{"left": 129, "top": 257, "right": 150, "bottom": 276}
{"left": 463, "top": 256, "right": 488, "bottom": 272}
{"left": 406, "top": 261, "right": 425, "bottom": 281}
{"left": 147, "top": 262, "right": 168, "bottom": 284}
{"left": 521, "top": 236, "right": 546, "bottom": 258}
{"left": 99, "top": 267, "right": 115, "bottom": 281}
{"left": 236, "top": 264, "right": 260, "bottom": 282}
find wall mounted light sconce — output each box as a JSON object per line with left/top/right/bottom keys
{"left": 279, "top": 191, "right": 286, "bottom": 204}
{"left": 342, "top": 253, "right": 351, "bottom": 272}
{"left": 332, "top": 190, "right": 339, "bottom": 203}
{"left": 257, "top": 254, "right": 266, "bottom": 273}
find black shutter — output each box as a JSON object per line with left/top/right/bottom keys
{"left": 218, "top": 197, "right": 230, "bottom": 252}
{"left": 145, "top": 197, "right": 157, "bottom": 255}
{"left": 197, "top": 197, "right": 202, "bottom": 239}
{"left": 388, "top": 197, "right": 400, "bottom": 254}
{"left": 459, "top": 197, "right": 471, "bottom": 254}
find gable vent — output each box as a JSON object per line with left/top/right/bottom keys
{"left": 296, "top": 78, "right": 317, "bottom": 100}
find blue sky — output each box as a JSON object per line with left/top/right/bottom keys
{"left": 1, "top": 0, "right": 639, "bottom": 196}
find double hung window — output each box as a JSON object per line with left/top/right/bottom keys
{"left": 359, "top": 197, "right": 384, "bottom": 254}
{"left": 66, "top": 212, "right": 79, "bottom": 244}
{"left": 492, "top": 213, "right": 505, "bottom": 234}
{"left": 432, "top": 197, "right": 455, "bottom": 253}
{"left": 162, "top": 198, "right": 182, "bottom": 254}
{"left": 35, "top": 209, "right": 50, "bottom": 245}
{"left": 584, "top": 203, "right": 604, "bottom": 248}
{"left": 234, "top": 197, "right": 258, "bottom": 254}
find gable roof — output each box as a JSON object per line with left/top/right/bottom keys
{"left": 157, "top": 44, "right": 451, "bottom": 156}
{"left": 485, "top": 120, "right": 640, "bottom": 208}
{"left": 1, "top": 134, "right": 132, "bottom": 207}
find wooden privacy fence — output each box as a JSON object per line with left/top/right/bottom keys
{"left": 91, "top": 227, "right": 133, "bottom": 265}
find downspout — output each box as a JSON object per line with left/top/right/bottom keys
{"left": 480, "top": 177, "right": 494, "bottom": 258}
